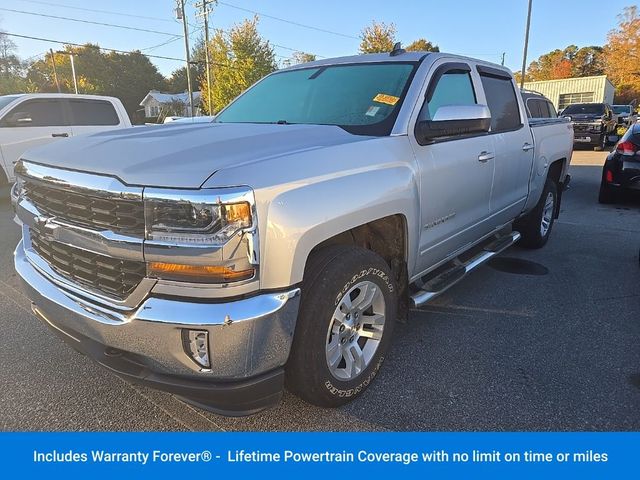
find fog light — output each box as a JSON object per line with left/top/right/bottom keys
{"left": 182, "top": 330, "right": 211, "bottom": 369}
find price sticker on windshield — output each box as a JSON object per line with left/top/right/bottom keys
{"left": 373, "top": 93, "right": 400, "bottom": 106}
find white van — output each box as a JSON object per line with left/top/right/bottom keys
{"left": 0, "top": 93, "right": 131, "bottom": 189}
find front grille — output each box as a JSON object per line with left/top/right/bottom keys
{"left": 24, "top": 181, "right": 145, "bottom": 236}
{"left": 30, "top": 225, "right": 146, "bottom": 300}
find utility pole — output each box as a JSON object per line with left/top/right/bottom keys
{"left": 56, "top": 51, "right": 79, "bottom": 94}
{"left": 196, "top": 0, "right": 213, "bottom": 114}
{"left": 69, "top": 54, "right": 78, "bottom": 94}
{"left": 520, "top": 0, "right": 533, "bottom": 89}
{"left": 176, "top": 0, "right": 194, "bottom": 116}
{"left": 49, "top": 48, "right": 61, "bottom": 93}
{"left": 501, "top": 52, "right": 506, "bottom": 66}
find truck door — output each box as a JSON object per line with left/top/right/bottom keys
{"left": 409, "top": 61, "right": 496, "bottom": 273}
{"left": 0, "top": 98, "right": 71, "bottom": 180}
{"left": 477, "top": 66, "right": 534, "bottom": 225}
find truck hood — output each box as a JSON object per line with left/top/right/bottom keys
{"left": 22, "top": 123, "right": 371, "bottom": 188}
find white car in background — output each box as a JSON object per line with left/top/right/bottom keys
{"left": 0, "top": 93, "right": 131, "bottom": 193}
{"left": 167, "top": 115, "right": 215, "bottom": 124}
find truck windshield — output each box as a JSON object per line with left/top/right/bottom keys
{"left": 562, "top": 104, "right": 605, "bottom": 115}
{"left": 612, "top": 105, "right": 631, "bottom": 114}
{"left": 214, "top": 62, "right": 418, "bottom": 136}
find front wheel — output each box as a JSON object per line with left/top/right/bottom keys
{"left": 286, "top": 245, "right": 397, "bottom": 407}
{"left": 515, "top": 178, "right": 558, "bottom": 249}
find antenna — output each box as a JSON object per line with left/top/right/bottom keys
{"left": 390, "top": 42, "right": 405, "bottom": 57}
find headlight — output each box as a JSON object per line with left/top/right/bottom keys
{"left": 144, "top": 187, "right": 257, "bottom": 284}
{"left": 145, "top": 188, "right": 253, "bottom": 245}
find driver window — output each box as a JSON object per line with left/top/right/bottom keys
{"left": 2, "top": 99, "right": 67, "bottom": 127}
{"left": 421, "top": 70, "right": 477, "bottom": 120}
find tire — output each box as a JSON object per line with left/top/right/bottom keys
{"left": 598, "top": 180, "right": 617, "bottom": 204}
{"left": 286, "top": 245, "right": 397, "bottom": 408}
{"left": 594, "top": 133, "right": 606, "bottom": 151}
{"left": 515, "top": 177, "right": 558, "bottom": 249}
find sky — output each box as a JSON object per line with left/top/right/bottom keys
{"left": 0, "top": 0, "right": 635, "bottom": 77}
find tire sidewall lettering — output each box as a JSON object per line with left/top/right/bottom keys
{"left": 333, "top": 267, "right": 394, "bottom": 307}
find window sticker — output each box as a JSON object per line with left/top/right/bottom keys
{"left": 365, "top": 106, "right": 381, "bottom": 117}
{"left": 373, "top": 93, "right": 400, "bottom": 106}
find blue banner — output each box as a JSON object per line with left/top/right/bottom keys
{"left": 0, "top": 432, "right": 637, "bottom": 477}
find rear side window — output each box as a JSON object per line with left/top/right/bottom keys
{"left": 527, "top": 98, "right": 555, "bottom": 119}
{"left": 2, "top": 99, "right": 68, "bottom": 127}
{"left": 479, "top": 74, "right": 521, "bottom": 132}
{"left": 546, "top": 101, "right": 557, "bottom": 117}
{"left": 424, "top": 71, "right": 476, "bottom": 119}
{"left": 68, "top": 99, "right": 120, "bottom": 126}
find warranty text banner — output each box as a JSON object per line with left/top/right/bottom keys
{"left": 0, "top": 432, "right": 637, "bottom": 477}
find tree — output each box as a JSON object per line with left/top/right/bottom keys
{"left": 26, "top": 44, "right": 167, "bottom": 120}
{"left": 359, "top": 21, "right": 439, "bottom": 54}
{"left": 359, "top": 21, "right": 397, "bottom": 53}
{"left": 572, "top": 46, "right": 605, "bottom": 77}
{"left": 200, "top": 17, "right": 277, "bottom": 114}
{"left": 0, "top": 30, "right": 27, "bottom": 94}
{"left": 167, "top": 38, "right": 207, "bottom": 93}
{"left": 282, "top": 51, "right": 316, "bottom": 68}
{"left": 604, "top": 6, "right": 640, "bottom": 103}
{"left": 406, "top": 38, "right": 439, "bottom": 52}
{"left": 524, "top": 45, "right": 604, "bottom": 82}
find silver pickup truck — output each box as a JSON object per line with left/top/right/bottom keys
{"left": 13, "top": 51, "right": 573, "bottom": 415}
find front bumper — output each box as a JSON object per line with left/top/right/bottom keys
{"left": 15, "top": 240, "right": 301, "bottom": 415}
{"left": 572, "top": 128, "right": 604, "bottom": 145}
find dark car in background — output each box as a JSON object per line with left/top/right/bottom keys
{"left": 599, "top": 123, "right": 640, "bottom": 203}
{"left": 562, "top": 103, "right": 617, "bottom": 151}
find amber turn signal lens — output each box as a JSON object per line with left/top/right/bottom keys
{"left": 224, "top": 202, "right": 251, "bottom": 225}
{"left": 148, "top": 262, "right": 255, "bottom": 283}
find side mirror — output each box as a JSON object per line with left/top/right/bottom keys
{"left": 2, "top": 112, "right": 33, "bottom": 127}
{"left": 415, "top": 104, "right": 491, "bottom": 144}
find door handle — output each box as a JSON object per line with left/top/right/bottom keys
{"left": 51, "top": 133, "right": 69, "bottom": 138}
{"left": 522, "top": 142, "right": 534, "bottom": 151}
{"left": 477, "top": 151, "right": 494, "bottom": 162}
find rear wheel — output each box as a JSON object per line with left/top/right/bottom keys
{"left": 286, "top": 245, "right": 397, "bottom": 407}
{"left": 515, "top": 177, "right": 558, "bottom": 249}
{"left": 598, "top": 180, "right": 617, "bottom": 204}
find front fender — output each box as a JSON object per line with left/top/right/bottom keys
{"left": 259, "top": 165, "right": 419, "bottom": 289}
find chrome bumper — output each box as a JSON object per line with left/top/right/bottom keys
{"left": 15, "top": 240, "right": 300, "bottom": 381}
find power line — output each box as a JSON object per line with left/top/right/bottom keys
{"left": 0, "top": 7, "right": 182, "bottom": 37}
{"left": 4, "top": 32, "right": 196, "bottom": 64}
{"left": 217, "top": 0, "right": 359, "bottom": 40}
{"left": 15, "top": 0, "right": 178, "bottom": 23}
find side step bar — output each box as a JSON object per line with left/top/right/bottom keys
{"left": 410, "top": 231, "right": 521, "bottom": 308}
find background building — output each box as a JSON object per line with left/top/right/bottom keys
{"left": 523, "top": 75, "right": 615, "bottom": 111}
{"left": 139, "top": 90, "right": 202, "bottom": 119}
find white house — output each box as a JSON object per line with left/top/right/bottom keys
{"left": 139, "top": 90, "right": 202, "bottom": 118}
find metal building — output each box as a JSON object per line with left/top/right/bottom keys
{"left": 523, "top": 75, "right": 615, "bottom": 111}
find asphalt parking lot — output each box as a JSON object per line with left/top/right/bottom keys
{"left": 0, "top": 149, "right": 638, "bottom": 431}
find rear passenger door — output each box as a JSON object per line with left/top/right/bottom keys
{"left": 67, "top": 98, "right": 122, "bottom": 137}
{"left": 478, "top": 66, "right": 534, "bottom": 225}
